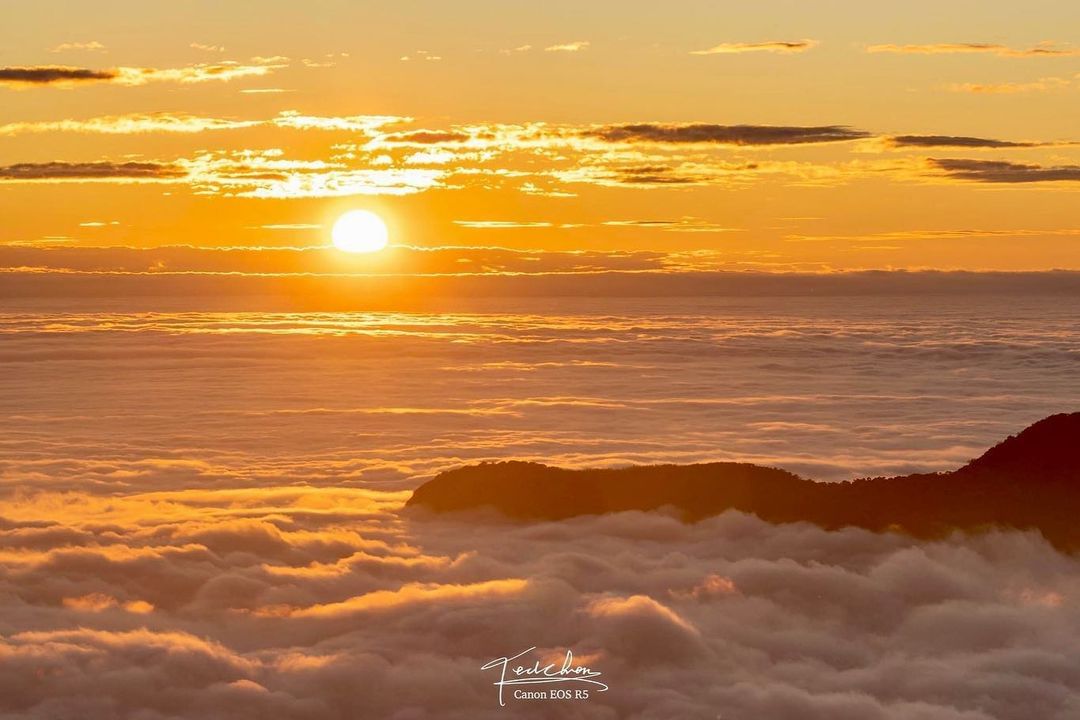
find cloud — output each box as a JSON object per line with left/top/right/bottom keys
{"left": 185, "top": 155, "right": 445, "bottom": 198}
{"left": 0, "top": 111, "right": 1071, "bottom": 199}
{"left": 867, "top": 42, "right": 1080, "bottom": 57}
{"left": 0, "top": 111, "right": 403, "bottom": 137}
{"left": 691, "top": 40, "right": 818, "bottom": 55}
{"left": 602, "top": 217, "right": 741, "bottom": 233}
{"left": 786, "top": 228, "right": 1080, "bottom": 243}
{"left": 0, "top": 113, "right": 262, "bottom": 136}
{"left": 400, "top": 50, "right": 442, "bottom": 62}
{"left": 453, "top": 218, "right": 742, "bottom": 233}
{"left": 259, "top": 578, "right": 529, "bottom": 617}
{"left": 0, "top": 149, "right": 441, "bottom": 198}
{"left": 583, "top": 123, "right": 870, "bottom": 145}
{"left": 0, "top": 66, "right": 115, "bottom": 85}
{"left": 0, "top": 161, "right": 186, "bottom": 181}
{"left": 612, "top": 165, "right": 701, "bottom": 184}
{"left": 0, "top": 244, "right": 671, "bottom": 276}
{"left": 0, "top": 58, "right": 287, "bottom": 89}
{"left": 255, "top": 224, "right": 323, "bottom": 231}
{"left": 270, "top": 111, "right": 406, "bottom": 133}
{"left": 545, "top": 41, "right": 589, "bottom": 53}
{"left": 2, "top": 477, "right": 1080, "bottom": 719}
{"left": 930, "top": 158, "right": 1080, "bottom": 183}
{"left": 49, "top": 41, "right": 107, "bottom": 53}
{"left": 453, "top": 221, "right": 554, "bottom": 229}
{"left": 62, "top": 593, "right": 154, "bottom": 614}
{"left": 948, "top": 77, "right": 1072, "bottom": 94}
{"left": 112, "top": 59, "right": 287, "bottom": 85}
{"left": 191, "top": 42, "right": 226, "bottom": 53}
{"left": 889, "top": 135, "right": 1038, "bottom": 149}
{"left": 380, "top": 130, "right": 472, "bottom": 145}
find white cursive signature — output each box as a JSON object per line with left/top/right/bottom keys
{"left": 481, "top": 647, "right": 609, "bottom": 707}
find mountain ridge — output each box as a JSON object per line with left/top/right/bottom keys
{"left": 406, "top": 413, "right": 1080, "bottom": 549}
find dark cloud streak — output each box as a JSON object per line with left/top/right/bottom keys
{"left": 892, "top": 135, "right": 1037, "bottom": 149}
{"left": 932, "top": 158, "right": 1080, "bottom": 183}
{"left": 0, "top": 66, "right": 115, "bottom": 85}
{"left": 381, "top": 130, "right": 472, "bottom": 145}
{"left": 0, "top": 161, "right": 186, "bottom": 180}
{"left": 584, "top": 124, "right": 870, "bottom": 145}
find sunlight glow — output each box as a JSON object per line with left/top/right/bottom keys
{"left": 331, "top": 210, "right": 389, "bottom": 253}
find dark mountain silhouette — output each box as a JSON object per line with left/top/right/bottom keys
{"left": 407, "top": 413, "right": 1080, "bottom": 549}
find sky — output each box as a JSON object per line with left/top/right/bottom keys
{"left": 4, "top": 6, "right": 1080, "bottom": 716}
{"left": 2, "top": 0, "right": 1080, "bottom": 279}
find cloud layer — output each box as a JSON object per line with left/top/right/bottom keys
{"left": 2, "top": 487, "right": 1079, "bottom": 719}
{"left": 0, "top": 110, "right": 1073, "bottom": 197}
{"left": 2, "top": 294, "right": 1079, "bottom": 717}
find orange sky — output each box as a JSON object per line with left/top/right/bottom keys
{"left": 2, "top": 0, "right": 1079, "bottom": 275}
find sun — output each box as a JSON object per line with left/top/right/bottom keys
{"left": 331, "top": 210, "right": 389, "bottom": 253}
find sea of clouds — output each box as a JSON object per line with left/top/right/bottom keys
{"left": 2, "top": 295, "right": 1077, "bottom": 491}
{"left": 1, "top": 295, "right": 1079, "bottom": 717}
{"left": 1, "top": 492, "right": 1079, "bottom": 719}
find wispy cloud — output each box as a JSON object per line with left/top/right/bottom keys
{"left": 602, "top": 217, "right": 742, "bottom": 233}
{"left": 271, "top": 111, "right": 405, "bottom": 133}
{"left": 255, "top": 224, "right": 323, "bottom": 231}
{"left": 583, "top": 124, "right": 870, "bottom": 145}
{"left": 786, "top": 227, "right": 1080, "bottom": 243}
{"left": 378, "top": 130, "right": 470, "bottom": 145}
{"left": 113, "top": 59, "right": 287, "bottom": 85}
{"left": 867, "top": 42, "right": 1080, "bottom": 57}
{"left": 545, "top": 41, "right": 589, "bottom": 53}
{"left": 190, "top": 42, "right": 225, "bottom": 53}
{"left": 0, "top": 244, "right": 673, "bottom": 275}
{"left": 0, "top": 161, "right": 186, "bottom": 181}
{"left": 49, "top": 41, "right": 106, "bottom": 53}
{"left": 0, "top": 111, "right": 404, "bottom": 137}
{"left": 500, "top": 44, "right": 533, "bottom": 55}
{"left": 0, "top": 66, "right": 114, "bottom": 86}
{"left": 930, "top": 158, "right": 1080, "bottom": 183}
{"left": 947, "top": 77, "right": 1072, "bottom": 94}
{"left": 400, "top": 50, "right": 442, "bottom": 62}
{"left": 0, "top": 58, "right": 287, "bottom": 89}
{"left": 888, "top": 135, "right": 1039, "bottom": 149}
{"left": 453, "top": 221, "right": 554, "bottom": 229}
{"left": 183, "top": 151, "right": 444, "bottom": 198}
{"left": 691, "top": 40, "right": 817, "bottom": 55}
{"left": 0, "top": 113, "right": 261, "bottom": 136}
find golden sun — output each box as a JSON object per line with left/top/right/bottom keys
{"left": 331, "top": 210, "right": 389, "bottom": 253}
